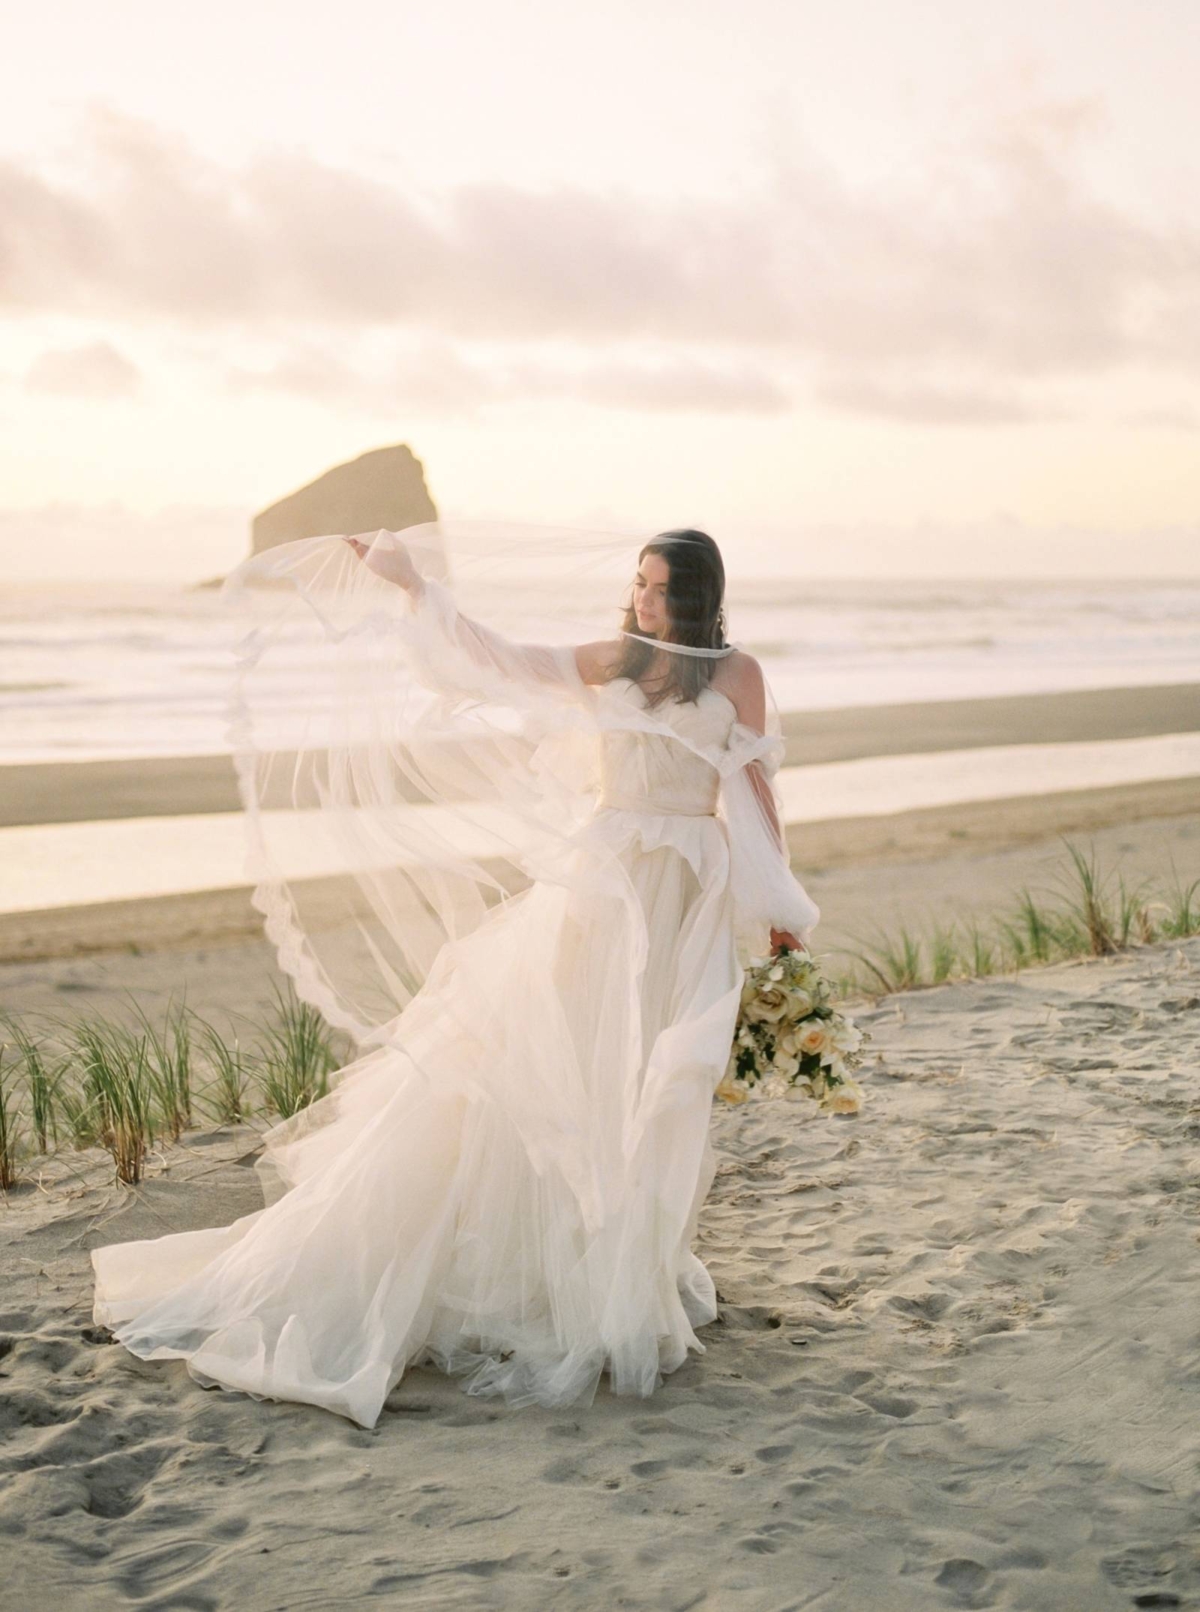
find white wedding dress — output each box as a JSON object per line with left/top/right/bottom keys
{"left": 91, "top": 530, "right": 819, "bottom": 1429}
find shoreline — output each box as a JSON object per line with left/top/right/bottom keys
{"left": 1, "top": 774, "right": 1194, "bottom": 971}
{"left": 3, "top": 678, "right": 1198, "bottom": 828}
{"left": 2, "top": 675, "right": 1195, "bottom": 989}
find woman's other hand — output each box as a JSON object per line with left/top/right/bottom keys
{"left": 770, "top": 928, "right": 808, "bottom": 956}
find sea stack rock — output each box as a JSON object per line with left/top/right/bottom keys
{"left": 251, "top": 444, "right": 439, "bottom": 556}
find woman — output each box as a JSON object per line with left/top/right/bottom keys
{"left": 91, "top": 524, "right": 819, "bottom": 1428}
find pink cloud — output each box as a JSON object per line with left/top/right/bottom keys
{"left": 224, "top": 337, "right": 791, "bottom": 416}
{"left": 4, "top": 98, "right": 1199, "bottom": 420}
{"left": 25, "top": 338, "right": 142, "bottom": 398}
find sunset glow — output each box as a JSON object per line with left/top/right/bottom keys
{"left": 3, "top": 0, "right": 1198, "bottom": 580}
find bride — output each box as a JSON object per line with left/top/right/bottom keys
{"left": 90, "top": 524, "right": 820, "bottom": 1429}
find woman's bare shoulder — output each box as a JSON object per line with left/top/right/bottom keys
{"left": 711, "top": 648, "right": 763, "bottom": 696}
{"left": 711, "top": 649, "right": 766, "bottom": 727}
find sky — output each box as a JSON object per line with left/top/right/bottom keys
{"left": 2, "top": 0, "right": 1199, "bottom": 582}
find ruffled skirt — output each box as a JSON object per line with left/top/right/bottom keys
{"left": 91, "top": 809, "right": 744, "bottom": 1428}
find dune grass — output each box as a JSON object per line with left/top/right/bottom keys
{"left": 253, "top": 981, "right": 339, "bottom": 1118}
{"left": 0, "top": 1046, "right": 22, "bottom": 1191}
{"left": 0, "top": 982, "right": 349, "bottom": 1190}
{"left": 67, "top": 1018, "right": 156, "bottom": 1186}
{"left": 1, "top": 836, "right": 1195, "bottom": 1187}
{"left": 833, "top": 836, "right": 1199, "bottom": 999}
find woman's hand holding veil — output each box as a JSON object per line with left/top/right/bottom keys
{"left": 344, "top": 532, "right": 424, "bottom": 597}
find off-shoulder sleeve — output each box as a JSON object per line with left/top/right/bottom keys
{"left": 717, "top": 719, "right": 820, "bottom": 956}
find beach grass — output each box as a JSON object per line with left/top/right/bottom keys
{"left": 0, "top": 1011, "right": 64, "bottom": 1153}
{"left": 64, "top": 1018, "right": 156, "bottom": 1185}
{"left": 834, "top": 835, "right": 1200, "bottom": 1000}
{"left": 252, "top": 981, "right": 339, "bottom": 1118}
{"left": 127, "top": 993, "right": 195, "bottom": 1143}
{"left": 193, "top": 1012, "right": 252, "bottom": 1126}
{"left": 0, "top": 981, "right": 348, "bottom": 1188}
{"left": 0, "top": 1045, "right": 22, "bottom": 1190}
{"left": 1, "top": 837, "right": 1196, "bottom": 1186}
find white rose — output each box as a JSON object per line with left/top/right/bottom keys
{"left": 798, "top": 1024, "right": 831, "bottom": 1059}
{"left": 747, "top": 988, "right": 791, "bottom": 1024}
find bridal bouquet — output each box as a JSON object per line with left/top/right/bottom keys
{"left": 717, "top": 946, "right": 869, "bottom": 1113}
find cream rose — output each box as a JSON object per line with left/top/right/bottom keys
{"left": 746, "top": 987, "right": 791, "bottom": 1024}
{"left": 798, "top": 1024, "right": 831, "bottom": 1059}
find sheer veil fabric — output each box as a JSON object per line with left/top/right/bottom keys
{"left": 90, "top": 521, "right": 820, "bottom": 1428}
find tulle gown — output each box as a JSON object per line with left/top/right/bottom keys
{"left": 90, "top": 533, "right": 820, "bottom": 1429}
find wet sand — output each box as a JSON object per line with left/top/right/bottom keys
{"left": 4, "top": 679, "right": 1198, "bottom": 827}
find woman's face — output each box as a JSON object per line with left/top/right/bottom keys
{"left": 632, "top": 552, "right": 670, "bottom": 636}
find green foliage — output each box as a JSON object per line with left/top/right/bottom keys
{"left": 0, "top": 983, "right": 346, "bottom": 1184}
{"left": 191, "top": 1012, "right": 252, "bottom": 1125}
{"left": 0, "top": 1046, "right": 23, "bottom": 1191}
{"left": 251, "top": 982, "right": 340, "bottom": 1119}
{"left": 125, "top": 993, "right": 194, "bottom": 1143}
{"left": 0, "top": 1012, "right": 64, "bottom": 1154}
{"left": 839, "top": 838, "right": 1200, "bottom": 1000}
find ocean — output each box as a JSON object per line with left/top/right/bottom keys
{"left": 3, "top": 576, "right": 1198, "bottom": 766}
{"left": 3, "top": 575, "right": 1197, "bottom": 912}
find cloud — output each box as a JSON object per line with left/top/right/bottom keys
{"left": 224, "top": 337, "right": 792, "bottom": 416}
{"left": 1121, "top": 405, "right": 1198, "bottom": 431}
{"left": 24, "top": 339, "right": 142, "bottom": 398}
{"left": 3, "top": 97, "right": 1199, "bottom": 419}
{"left": 814, "top": 375, "right": 1054, "bottom": 425}
{"left": 4, "top": 499, "right": 1197, "bottom": 584}
{"left": 505, "top": 354, "right": 792, "bottom": 414}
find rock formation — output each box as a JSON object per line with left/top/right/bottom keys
{"left": 251, "top": 443, "right": 439, "bottom": 557}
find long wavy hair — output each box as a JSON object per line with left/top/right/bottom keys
{"left": 606, "top": 529, "right": 729, "bottom": 706}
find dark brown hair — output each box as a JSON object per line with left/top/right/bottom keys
{"left": 606, "top": 529, "right": 728, "bottom": 706}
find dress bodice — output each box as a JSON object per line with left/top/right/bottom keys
{"left": 597, "top": 677, "right": 736, "bottom": 816}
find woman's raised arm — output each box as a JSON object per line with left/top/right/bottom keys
{"left": 345, "top": 531, "right": 594, "bottom": 697}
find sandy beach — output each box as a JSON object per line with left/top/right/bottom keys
{"left": 1, "top": 678, "right": 1198, "bottom": 1609}
{"left": 9, "top": 0, "right": 1200, "bottom": 1595}
{"left": 2, "top": 934, "right": 1197, "bottom": 1609}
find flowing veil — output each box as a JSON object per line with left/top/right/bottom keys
{"left": 219, "top": 520, "right": 816, "bottom": 1057}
